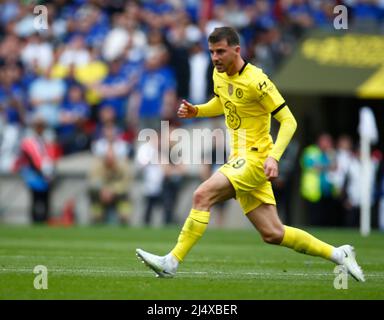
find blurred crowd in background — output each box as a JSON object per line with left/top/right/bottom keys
{"left": 0, "top": 0, "right": 383, "bottom": 227}
{"left": 284, "top": 133, "right": 384, "bottom": 230}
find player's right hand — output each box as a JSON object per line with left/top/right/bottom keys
{"left": 177, "top": 99, "right": 198, "bottom": 118}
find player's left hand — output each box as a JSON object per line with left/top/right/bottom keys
{"left": 264, "top": 156, "right": 279, "bottom": 181}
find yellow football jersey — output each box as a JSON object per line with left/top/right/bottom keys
{"left": 198, "top": 62, "right": 286, "bottom": 159}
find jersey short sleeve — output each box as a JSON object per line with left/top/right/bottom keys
{"left": 251, "top": 72, "right": 285, "bottom": 114}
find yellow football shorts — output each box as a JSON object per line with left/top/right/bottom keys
{"left": 218, "top": 154, "right": 276, "bottom": 214}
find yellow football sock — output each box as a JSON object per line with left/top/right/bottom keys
{"left": 171, "top": 209, "right": 210, "bottom": 262}
{"left": 280, "top": 225, "right": 334, "bottom": 259}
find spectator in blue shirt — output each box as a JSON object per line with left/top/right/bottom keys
{"left": 57, "top": 84, "right": 90, "bottom": 155}
{"left": 94, "top": 57, "right": 138, "bottom": 129}
{"left": 129, "top": 45, "right": 177, "bottom": 131}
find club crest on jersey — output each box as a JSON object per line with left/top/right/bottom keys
{"left": 236, "top": 88, "right": 243, "bottom": 99}
{"left": 228, "top": 84, "right": 233, "bottom": 95}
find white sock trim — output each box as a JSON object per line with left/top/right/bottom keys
{"left": 330, "top": 247, "right": 343, "bottom": 264}
{"left": 166, "top": 253, "right": 179, "bottom": 267}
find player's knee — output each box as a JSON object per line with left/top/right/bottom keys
{"left": 261, "top": 227, "right": 284, "bottom": 244}
{"left": 192, "top": 188, "right": 211, "bottom": 210}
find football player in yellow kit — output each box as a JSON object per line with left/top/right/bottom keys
{"left": 136, "top": 27, "right": 365, "bottom": 282}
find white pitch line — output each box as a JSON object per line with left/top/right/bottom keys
{"left": 0, "top": 267, "right": 316, "bottom": 276}
{"left": 0, "top": 267, "right": 383, "bottom": 278}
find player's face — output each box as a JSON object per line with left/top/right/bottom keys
{"left": 209, "top": 39, "right": 239, "bottom": 73}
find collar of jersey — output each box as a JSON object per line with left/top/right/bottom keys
{"left": 222, "top": 61, "right": 248, "bottom": 79}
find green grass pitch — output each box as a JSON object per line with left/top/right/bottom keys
{"left": 0, "top": 225, "right": 383, "bottom": 300}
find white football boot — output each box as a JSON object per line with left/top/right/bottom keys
{"left": 136, "top": 248, "right": 178, "bottom": 278}
{"left": 338, "top": 245, "right": 365, "bottom": 282}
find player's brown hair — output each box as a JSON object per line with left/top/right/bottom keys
{"left": 208, "top": 27, "right": 240, "bottom": 46}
